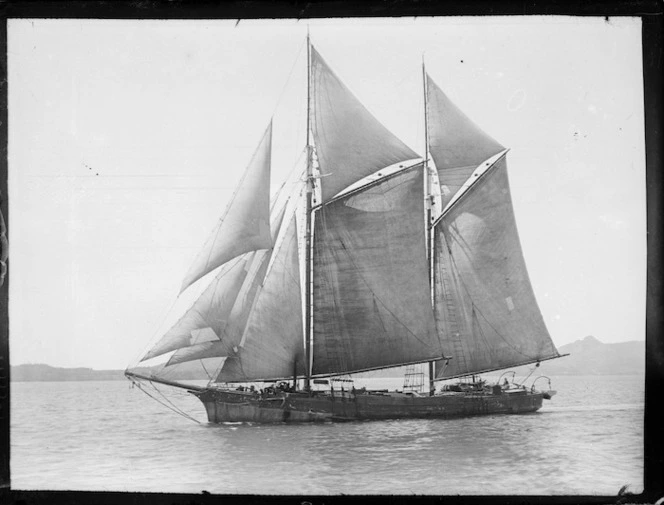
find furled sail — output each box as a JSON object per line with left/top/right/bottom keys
{"left": 312, "top": 165, "right": 443, "bottom": 376}
{"left": 426, "top": 74, "right": 504, "bottom": 208}
{"left": 311, "top": 47, "right": 419, "bottom": 203}
{"left": 433, "top": 157, "right": 559, "bottom": 379}
{"left": 216, "top": 214, "right": 305, "bottom": 382}
{"left": 179, "top": 121, "right": 273, "bottom": 293}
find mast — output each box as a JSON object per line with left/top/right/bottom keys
{"left": 423, "top": 58, "right": 436, "bottom": 397}
{"left": 304, "top": 30, "right": 313, "bottom": 392}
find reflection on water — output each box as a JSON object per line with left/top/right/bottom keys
{"left": 11, "top": 375, "right": 643, "bottom": 495}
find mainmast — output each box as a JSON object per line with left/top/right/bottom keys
{"left": 304, "top": 30, "right": 313, "bottom": 392}
{"left": 423, "top": 58, "right": 436, "bottom": 396}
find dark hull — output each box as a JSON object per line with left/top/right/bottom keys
{"left": 194, "top": 388, "right": 545, "bottom": 423}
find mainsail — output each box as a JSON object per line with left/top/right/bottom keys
{"left": 432, "top": 157, "right": 560, "bottom": 379}
{"left": 179, "top": 121, "right": 273, "bottom": 293}
{"left": 426, "top": 74, "right": 504, "bottom": 208}
{"left": 312, "top": 164, "right": 442, "bottom": 376}
{"left": 311, "top": 48, "right": 419, "bottom": 203}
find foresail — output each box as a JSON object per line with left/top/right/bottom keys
{"left": 216, "top": 214, "right": 305, "bottom": 382}
{"left": 433, "top": 158, "right": 559, "bottom": 379}
{"left": 180, "top": 121, "right": 273, "bottom": 293}
{"left": 426, "top": 75, "right": 504, "bottom": 208}
{"left": 141, "top": 254, "right": 254, "bottom": 362}
{"left": 312, "top": 165, "right": 442, "bottom": 376}
{"left": 159, "top": 250, "right": 271, "bottom": 366}
{"left": 311, "top": 47, "right": 419, "bottom": 203}
{"left": 152, "top": 197, "right": 291, "bottom": 368}
{"left": 167, "top": 340, "right": 234, "bottom": 366}
{"left": 129, "top": 357, "right": 225, "bottom": 383}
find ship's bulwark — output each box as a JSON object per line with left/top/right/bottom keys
{"left": 194, "top": 389, "right": 545, "bottom": 423}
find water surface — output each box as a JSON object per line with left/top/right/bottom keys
{"left": 11, "top": 374, "right": 643, "bottom": 495}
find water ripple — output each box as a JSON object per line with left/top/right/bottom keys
{"left": 10, "top": 375, "right": 644, "bottom": 495}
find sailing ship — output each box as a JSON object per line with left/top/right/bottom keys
{"left": 125, "top": 37, "right": 565, "bottom": 423}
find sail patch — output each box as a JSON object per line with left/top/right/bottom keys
{"left": 505, "top": 296, "right": 515, "bottom": 312}
{"left": 190, "top": 327, "right": 220, "bottom": 343}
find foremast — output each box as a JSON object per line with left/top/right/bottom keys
{"left": 423, "top": 57, "right": 436, "bottom": 397}
{"left": 304, "top": 30, "right": 313, "bottom": 392}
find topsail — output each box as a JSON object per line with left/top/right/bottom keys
{"left": 311, "top": 48, "right": 419, "bottom": 202}
{"left": 426, "top": 75, "right": 504, "bottom": 208}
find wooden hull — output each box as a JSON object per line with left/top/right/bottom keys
{"left": 194, "top": 388, "right": 546, "bottom": 423}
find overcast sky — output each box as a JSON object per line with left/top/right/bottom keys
{"left": 8, "top": 17, "right": 645, "bottom": 370}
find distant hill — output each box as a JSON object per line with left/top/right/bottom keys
{"left": 11, "top": 336, "right": 644, "bottom": 381}
{"left": 11, "top": 364, "right": 125, "bottom": 382}
{"left": 544, "top": 335, "right": 644, "bottom": 376}
{"left": 357, "top": 335, "right": 645, "bottom": 378}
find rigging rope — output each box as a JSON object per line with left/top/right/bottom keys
{"left": 127, "top": 295, "right": 181, "bottom": 369}
{"left": 132, "top": 378, "right": 202, "bottom": 424}
{"left": 271, "top": 38, "right": 307, "bottom": 120}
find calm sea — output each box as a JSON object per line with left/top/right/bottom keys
{"left": 10, "top": 374, "right": 643, "bottom": 495}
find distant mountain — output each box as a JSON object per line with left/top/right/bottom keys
{"left": 11, "top": 364, "right": 125, "bottom": 382}
{"left": 543, "top": 335, "right": 644, "bottom": 376}
{"left": 128, "top": 361, "right": 214, "bottom": 381}
{"left": 11, "top": 361, "right": 214, "bottom": 383}
{"left": 358, "top": 336, "right": 645, "bottom": 378}
{"left": 11, "top": 336, "right": 644, "bottom": 381}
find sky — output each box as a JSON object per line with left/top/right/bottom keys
{"left": 8, "top": 17, "right": 646, "bottom": 370}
